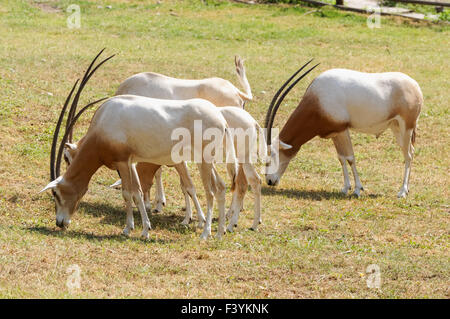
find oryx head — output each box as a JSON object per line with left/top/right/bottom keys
{"left": 264, "top": 59, "right": 319, "bottom": 187}
{"left": 40, "top": 176, "right": 81, "bottom": 228}
{"left": 40, "top": 49, "right": 112, "bottom": 229}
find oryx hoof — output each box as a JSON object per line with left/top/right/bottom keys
{"left": 181, "top": 217, "right": 192, "bottom": 225}
{"left": 352, "top": 187, "right": 364, "bottom": 198}
{"left": 200, "top": 232, "right": 209, "bottom": 240}
{"left": 397, "top": 189, "right": 408, "bottom": 198}
{"left": 341, "top": 186, "right": 351, "bottom": 195}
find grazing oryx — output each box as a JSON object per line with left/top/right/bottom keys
{"left": 265, "top": 60, "right": 422, "bottom": 198}
{"left": 41, "top": 50, "right": 238, "bottom": 240}
{"left": 134, "top": 106, "right": 267, "bottom": 232}
{"left": 105, "top": 56, "right": 253, "bottom": 214}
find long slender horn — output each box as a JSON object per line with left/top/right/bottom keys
{"left": 50, "top": 79, "right": 79, "bottom": 181}
{"left": 50, "top": 49, "right": 114, "bottom": 180}
{"left": 66, "top": 49, "right": 115, "bottom": 143}
{"left": 266, "top": 62, "right": 320, "bottom": 145}
{"left": 55, "top": 97, "right": 109, "bottom": 177}
{"left": 65, "top": 48, "right": 105, "bottom": 141}
{"left": 264, "top": 59, "right": 313, "bottom": 131}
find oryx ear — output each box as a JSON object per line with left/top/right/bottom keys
{"left": 64, "top": 143, "right": 77, "bottom": 151}
{"left": 279, "top": 141, "right": 293, "bottom": 150}
{"left": 109, "top": 179, "right": 122, "bottom": 189}
{"left": 39, "top": 176, "right": 63, "bottom": 194}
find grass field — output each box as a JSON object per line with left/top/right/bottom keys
{"left": 0, "top": 0, "right": 448, "bottom": 298}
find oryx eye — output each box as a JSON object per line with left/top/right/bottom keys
{"left": 51, "top": 190, "right": 61, "bottom": 205}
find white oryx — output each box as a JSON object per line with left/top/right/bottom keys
{"left": 41, "top": 50, "right": 238, "bottom": 240}
{"left": 264, "top": 60, "right": 422, "bottom": 198}
{"left": 117, "top": 56, "right": 252, "bottom": 108}
{"left": 103, "top": 56, "right": 253, "bottom": 213}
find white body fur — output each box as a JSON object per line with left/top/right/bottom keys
{"left": 117, "top": 57, "right": 252, "bottom": 108}
{"left": 310, "top": 69, "right": 421, "bottom": 134}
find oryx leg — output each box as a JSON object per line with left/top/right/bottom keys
{"left": 117, "top": 163, "right": 135, "bottom": 236}
{"left": 198, "top": 163, "right": 214, "bottom": 240}
{"left": 143, "top": 189, "right": 152, "bottom": 212}
{"left": 130, "top": 163, "right": 153, "bottom": 239}
{"left": 152, "top": 167, "right": 166, "bottom": 213}
{"left": 227, "top": 163, "right": 261, "bottom": 232}
{"left": 227, "top": 165, "right": 247, "bottom": 231}
{"left": 178, "top": 179, "right": 193, "bottom": 226}
{"left": 332, "top": 130, "right": 363, "bottom": 197}
{"left": 174, "top": 162, "right": 206, "bottom": 228}
{"left": 226, "top": 165, "right": 247, "bottom": 221}
{"left": 211, "top": 165, "right": 226, "bottom": 239}
{"left": 198, "top": 163, "right": 226, "bottom": 240}
{"left": 136, "top": 162, "right": 161, "bottom": 214}
{"left": 243, "top": 163, "right": 262, "bottom": 231}
{"left": 391, "top": 122, "right": 415, "bottom": 198}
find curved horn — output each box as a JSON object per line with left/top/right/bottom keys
{"left": 50, "top": 79, "right": 79, "bottom": 181}
{"left": 266, "top": 62, "right": 320, "bottom": 145}
{"left": 66, "top": 49, "right": 115, "bottom": 143}
{"left": 55, "top": 97, "right": 109, "bottom": 177}
{"left": 264, "top": 59, "right": 313, "bottom": 132}
{"left": 51, "top": 49, "right": 114, "bottom": 180}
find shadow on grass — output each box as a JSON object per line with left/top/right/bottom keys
{"left": 25, "top": 225, "right": 173, "bottom": 244}
{"left": 79, "top": 201, "right": 193, "bottom": 234}
{"left": 261, "top": 186, "right": 380, "bottom": 201}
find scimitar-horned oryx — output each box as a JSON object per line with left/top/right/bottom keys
{"left": 264, "top": 60, "right": 422, "bottom": 198}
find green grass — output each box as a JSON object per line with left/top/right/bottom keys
{"left": 0, "top": 0, "right": 448, "bottom": 298}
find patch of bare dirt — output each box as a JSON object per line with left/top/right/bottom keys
{"left": 31, "top": 1, "right": 61, "bottom": 13}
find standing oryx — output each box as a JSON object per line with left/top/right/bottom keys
{"left": 41, "top": 50, "right": 238, "bottom": 240}
{"left": 264, "top": 60, "right": 422, "bottom": 198}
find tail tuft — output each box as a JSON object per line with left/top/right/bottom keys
{"left": 234, "top": 55, "right": 253, "bottom": 102}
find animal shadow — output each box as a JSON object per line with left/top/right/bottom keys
{"left": 25, "top": 225, "right": 171, "bottom": 244}
{"left": 261, "top": 186, "right": 380, "bottom": 201}
{"left": 79, "top": 201, "right": 192, "bottom": 234}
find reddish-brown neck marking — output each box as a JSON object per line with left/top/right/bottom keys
{"left": 63, "top": 134, "right": 102, "bottom": 196}
{"left": 278, "top": 92, "right": 349, "bottom": 158}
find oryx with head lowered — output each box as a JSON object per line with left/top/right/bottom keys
{"left": 41, "top": 50, "right": 238, "bottom": 240}
{"left": 265, "top": 60, "right": 422, "bottom": 198}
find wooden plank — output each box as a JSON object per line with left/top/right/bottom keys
{"left": 393, "top": 1, "right": 450, "bottom": 7}
{"left": 298, "top": 0, "right": 428, "bottom": 21}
